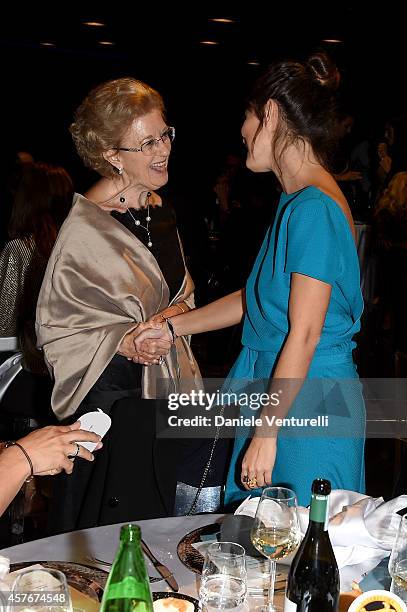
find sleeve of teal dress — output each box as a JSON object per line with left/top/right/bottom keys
{"left": 284, "top": 197, "right": 341, "bottom": 285}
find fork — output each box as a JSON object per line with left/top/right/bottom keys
{"left": 84, "top": 555, "right": 164, "bottom": 583}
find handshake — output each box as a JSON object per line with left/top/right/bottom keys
{"left": 117, "top": 308, "right": 179, "bottom": 366}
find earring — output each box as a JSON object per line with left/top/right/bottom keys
{"left": 117, "top": 167, "right": 123, "bottom": 175}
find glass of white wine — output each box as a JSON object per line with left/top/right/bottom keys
{"left": 251, "top": 487, "right": 300, "bottom": 611}
{"left": 389, "top": 514, "right": 407, "bottom": 604}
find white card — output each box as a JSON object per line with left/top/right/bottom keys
{"left": 78, "top": 409, "right": 111, "bottom": 451}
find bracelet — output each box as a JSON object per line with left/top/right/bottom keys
{"left": 166, "top": 317, "right": 178, "bottom": 343}
{"left": 5, "top": 441, "right": 34, "bottom": 482}
{"left": 174, "top": 303, "right": 187, "bottom": 314}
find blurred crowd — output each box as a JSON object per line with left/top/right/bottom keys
{"left": 0, "top": 105, "right": 406, "bottom": 546}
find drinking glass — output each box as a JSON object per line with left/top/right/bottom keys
{"left": 10, "top": 568, "right": 73, "bottom": 612}
{"left": 251, "top": 487, "right": 300, "bottom": 611}
{"left": 389, "top": 514, "right": 407, "bottom": 603}
{"left": 199, "top": 541, "right": 247, "bottom": 610}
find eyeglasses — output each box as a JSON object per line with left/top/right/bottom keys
{"left": 115, "top": 126, "right": 175, "bottom": 156}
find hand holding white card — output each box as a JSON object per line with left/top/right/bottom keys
{"left": 78, "top": 409, "right": 111, "bottom": 451}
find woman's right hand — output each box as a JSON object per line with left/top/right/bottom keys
{"left": 117, "top": 325, "right": 169, "bottom": 365}
{"left": 16, "top": 422, "right": 102, "bottom": 476}
{"left": 132, "top": 320, "right": 173, "bottom": 362}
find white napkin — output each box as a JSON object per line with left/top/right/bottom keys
{"left": 234, "top": 490, "right": 407, "bottom": 570}
{"left": 0, "top": 561, "right": 47, "bottom": 589}
{"left": 0, "top": 555, "right": 10, "bottom": 593}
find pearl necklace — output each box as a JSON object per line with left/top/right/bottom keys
{"left": 126, "top": 191, "right": 153, "bottom": 248}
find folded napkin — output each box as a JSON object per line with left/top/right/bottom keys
{"left": 234, "top": 490, "right": 407, "bottom": 571}
{"left": 0, "top": 561, "right": 50, "bottom": 589}
{"left": 0, "top": 555, "right": 10, "bottom": 593}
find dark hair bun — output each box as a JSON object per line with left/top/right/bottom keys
{"left": 306, "top": 52, "right": 340, "bottom": 91}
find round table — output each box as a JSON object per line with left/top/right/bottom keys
{"left": 0, "top": 514, "right": 385, "bottom": 602}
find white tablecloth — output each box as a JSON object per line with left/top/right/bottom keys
{"left": 0, "top": 514, "right": 381, "bottom": 597}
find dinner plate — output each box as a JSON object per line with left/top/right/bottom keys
{"left": 153, "top": 591, "right": 199, "bottom": 612}
{"left": 9, "top": 561, "right": 108, "bottom": 601}
{"left": 177, "top": 523, "right": 220, "bottom": 574}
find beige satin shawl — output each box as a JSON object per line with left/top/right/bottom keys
{"left": 36, "top": 193, "right": 202, "bottom": 421}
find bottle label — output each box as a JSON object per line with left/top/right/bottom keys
{"left": 310, "top": 493, "right": 329, "bottom": 529}
{"left": 284, "top": 595, "right": 297, "bottom": 611}
{"left": 104, "top": 576, "right": 147, "bottom": 600}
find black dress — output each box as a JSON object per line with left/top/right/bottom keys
{"left": 48, "top": 203, "right": 187, "bottom": 533}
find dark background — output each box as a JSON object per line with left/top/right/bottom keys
{"left": 0, "top": 3, "right": 405, "bottom": 545}
{"left": 1, "top": 1, "right": 405, "bottom": 189}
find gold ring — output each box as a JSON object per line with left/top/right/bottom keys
{"left": 247, "top": 477, "right": 258, "bottom": 488}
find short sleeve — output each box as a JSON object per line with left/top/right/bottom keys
{"left": 285, "top": 198, "right": 341, "bottom": 285}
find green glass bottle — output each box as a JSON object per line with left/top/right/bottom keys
{"left": 100, "top": 524, "right": 154, "bottom": 612}
{"left": 284, "top": 479, "right": 339, "bottom": 611}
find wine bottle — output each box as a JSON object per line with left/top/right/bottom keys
{"left": 100, "top": 524, "right": 153, "bottom": 612}
{"left": 284, "top": 479, "right": 339, "bottom": 611}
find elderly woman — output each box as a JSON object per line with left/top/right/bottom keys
{"left": 36, "top": 78, "right": 203, "bottom": 532}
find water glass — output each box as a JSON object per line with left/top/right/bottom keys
{"left": 199, "top": 542, "right": 247, "bottom": 610}
{"left": 10, "top": 568, "right": 73, "bottom": 612}
{"left": 389, "top": 514, "right": 407, "bottom": 603}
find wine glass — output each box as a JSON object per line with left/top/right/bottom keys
{"left": 10, "top": 568, "right": 73, "bottom": 612}
{"left": 389, "top": 514, "right": 407, "bottom": 603}
{"left": 251, "top": 487, "right": 301, "bottom": 611}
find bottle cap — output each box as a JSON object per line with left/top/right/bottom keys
{"left": 348, "top": 589, "right": 407, "bottom": 611}
{"left": 312, "top": 478, "right": 331, "bottom": 495}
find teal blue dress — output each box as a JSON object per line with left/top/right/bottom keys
{"left": 224, "top": 186, "right": 365, "bottom": 507}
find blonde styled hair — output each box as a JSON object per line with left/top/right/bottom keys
{"left": 375, "top": 171, "right": 407, "bottom": 215}
{"left": 70, "top": 77, "right": 165, "bottom": 178}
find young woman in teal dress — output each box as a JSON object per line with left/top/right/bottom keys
{"left": 133, "top": 53, "right": 365, "bottom": 507}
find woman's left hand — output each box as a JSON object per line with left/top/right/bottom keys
{"left": 241, "top": 436, "right": 277, "bottom": 490}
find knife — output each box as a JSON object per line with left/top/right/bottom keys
{"left": 141, "top": 539, "right": 179, "bottom": 592}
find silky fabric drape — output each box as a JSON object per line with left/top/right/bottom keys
{"left": 36, "top": 193, "right": 202, "bottom": 421}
